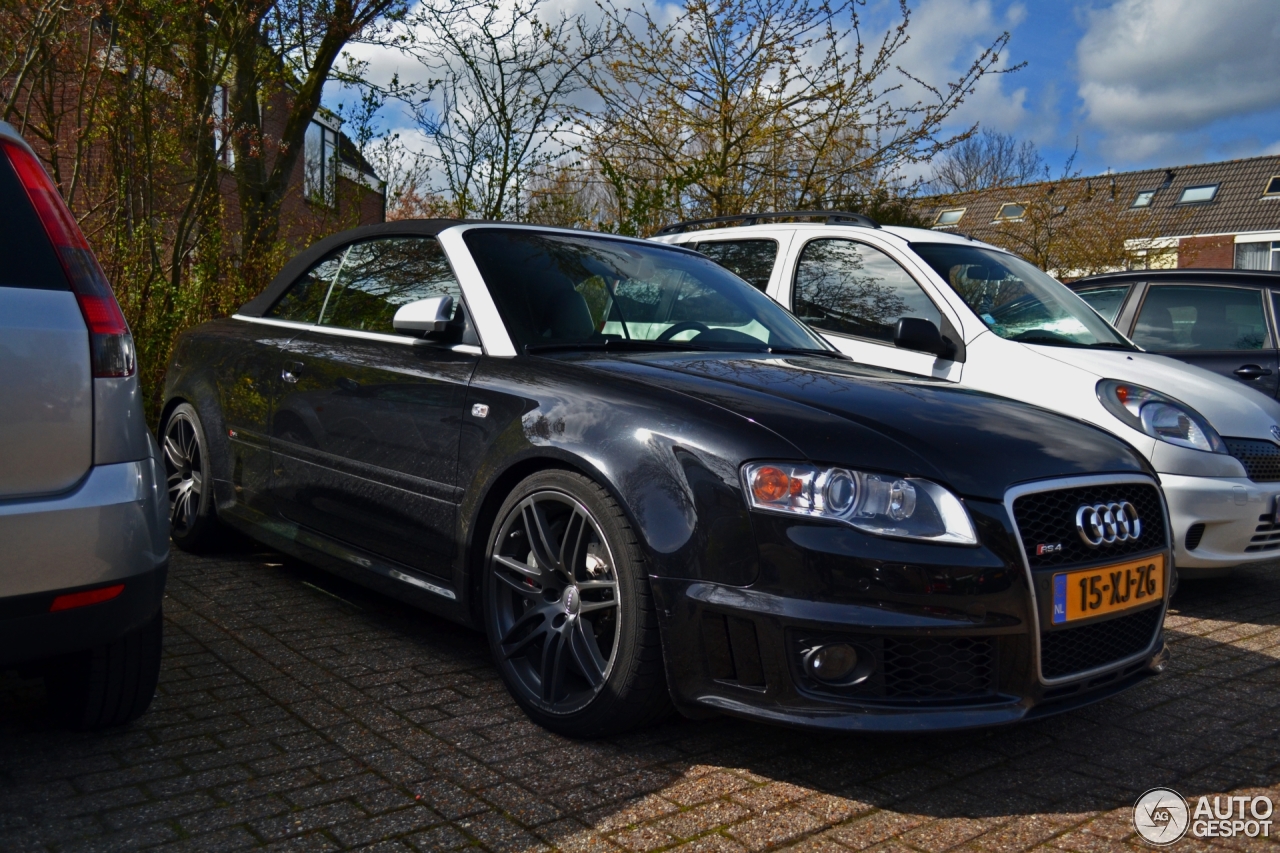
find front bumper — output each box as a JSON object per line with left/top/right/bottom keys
{"left": 652, "top": 577, "right": 1168, "bottom": 732}
{"left": 1161, "top": 474, "right": 1280, "bottom": 573}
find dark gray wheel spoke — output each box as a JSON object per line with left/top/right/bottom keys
{"left": 568, "top": 619, "right": 607, "bottom": 688}
{"left": 560, "top": 510, "right": 587, "bottom": 576}
{"left": 493, "top": 554, "right": 541, "bottom": 582}
{"left": 492, "top": 566, "right": 542, "bottom": 598}
{"left": 578, "top": 598, "right": 616, "bottom": 615}
{"left": 540, "top": 628, "right": 569, "bottom": 702}
{"left": 522, "top": 501, "right": 560, "bottom": 572}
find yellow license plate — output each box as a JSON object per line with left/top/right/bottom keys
{"left": 1051, "top": 555, "right": 1165, "bottom": 624}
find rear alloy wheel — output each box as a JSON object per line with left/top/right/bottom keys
{"left": 161, "top": 403, "right": 219, "bottom": 551}
{"left": 484, "top": 470, "right": 670, "bottom": 737}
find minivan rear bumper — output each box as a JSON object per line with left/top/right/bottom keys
{"left": 0, "top": 456, "right": 170, "bottom": 599}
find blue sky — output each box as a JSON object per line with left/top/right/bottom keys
{"left": 339, "top": 0, "right": 1280, "bottom": 181}
{"left": 903, "top": 0, "right": 1280, "bottom": 176}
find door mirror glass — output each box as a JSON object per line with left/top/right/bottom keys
{"left": 393, "top": 295, "right": 455, "bottom": 336}
{"left": 894, "top": 317, "right": 953, "bottom": 358}
{"left": 1133, "top": 285, "right": 1268, "bottom": 351}
{"left": 793, "top": 239, "right": 942, "bottom": 343}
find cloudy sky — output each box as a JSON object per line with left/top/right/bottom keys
{"left": 900, "top": 0, "right": 1280, "bottom": 175}
{"left": 339, "top": 0, "right": 1280, "bottom": 180}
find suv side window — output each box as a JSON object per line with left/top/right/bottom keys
{"left": 793, "top": 239, "right": 940, "bottom": 342}
{"left": 693, "top": 240, "right": 778, "bottom": 292}
{"left": 1133, "top": 285, "right": 1268, "bottom": 351}
{"left": 1076, "top": 285, "right": 1132, "bottom": 324}
{"left": 266, "top": 250, "right": 346, "bottom": 323}
{"left": 319, "top": 236, "right": 469, "bottom": 336}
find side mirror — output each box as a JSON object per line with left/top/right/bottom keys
{"left": 894, "top": 318, "right": 955, "bottom": 360}
{"left": 393, "top": 295, "right": 454, "bottom": 336}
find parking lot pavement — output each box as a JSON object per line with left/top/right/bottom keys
{"left": 2, "top": 548, "right": 1279, "bottom": 853}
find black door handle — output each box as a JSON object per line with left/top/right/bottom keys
{"left": 1234, "top": 364, "right": 1273, "bottom": 380}
{"left": 335, "top": 377, "right": 360, "bottom": 392}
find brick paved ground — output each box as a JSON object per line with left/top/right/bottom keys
{"left": 2, "top": 546, "right": 1279, "bottom": 853}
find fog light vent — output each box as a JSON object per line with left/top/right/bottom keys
{"left": 1184, "top": 523, "right": 1206, "bottom": 551}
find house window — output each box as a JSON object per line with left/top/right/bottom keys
{"left": 933, "top": 208, "right": 965, "bottom": 227}
{"left": 212, "top": 85, "right": 233, "bottom": 168}
{"left": 993, "top": 202, "right": 1025, "bottom": 222}
{"left": 1177, "top": 184, "right": 1218, "bottom": 204}
{"left": 305, "top": 120, "right": 339, "bottom": 206}
{"left": 1131, "top": 190, "right": 1156, "bottom": 208}
{"left": 1236, "top": 241, "right": 1280, "bottom": 271}
{"left": 1262, "top": 176, "right": 1280, "bottom": 198}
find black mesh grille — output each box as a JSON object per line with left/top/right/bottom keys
{"left": 1224, "top": 438, "right": 1280, "bottom": 482}
{"left": 1184, "top": 523, "right": 1206, "bottom": 551}
{"left": 883, "top": 637, "right": 996, "bottom": 700}
{"left": 1246, "top": 513, "right": 1280, "bottom": 553}
{"left": 1040, "top": 605, "right": 1161, "bottom": 679}
{"left": 1013, "top": 482, "right": 1165, "bottom": 568}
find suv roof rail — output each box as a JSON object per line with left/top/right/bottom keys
{"left": 655, "top": 210, "right": 881, "bottom": 235}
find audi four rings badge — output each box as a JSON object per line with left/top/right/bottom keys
{"left": 1076, "top": 502, "right": 1142, "bottom": 547}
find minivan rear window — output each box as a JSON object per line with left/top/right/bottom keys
{"left": 0, "top": 152, "right": 68, "bottom": 290}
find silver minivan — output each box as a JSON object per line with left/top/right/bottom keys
{"left": 0, "top": 123, "right": 168, "bottom": 728}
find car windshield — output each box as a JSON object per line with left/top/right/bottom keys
{"left": 911, "top": 243, "right": 1133, "bottom": 349}
{"left": 463, "top": 228, "right": 830, "bottom": 352}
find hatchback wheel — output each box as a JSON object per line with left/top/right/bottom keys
{"left": 45, "top": 609, "right": 163, "bottom": 730}
{"left": 484, "top": 470, "right": 670, "bottom": 737}
{"left": 162, "top": 403, "right": 219, "bottom": 551}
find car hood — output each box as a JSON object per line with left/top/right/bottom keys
{"left": 573, "top": 352, "right": 1148, "bottom": 500}
{"left": 1025, "top": 345, "right": 1280, "bottom": 439}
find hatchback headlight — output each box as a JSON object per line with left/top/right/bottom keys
{"left": 1097, "top": 380, "right": 1226, "bottom": 453}
{"left": 741, "top": 462, "right": 978, "bottom": 545}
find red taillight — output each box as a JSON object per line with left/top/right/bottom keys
{"left": 1, "top": 139, "right": 134, "bottom": 377}
{"left": 49, "top": 584, "right": 125, "bottom": 612}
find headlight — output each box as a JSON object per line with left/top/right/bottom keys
{"left": 741, "top": 462, "right": 978, "bottom": 545}
{"left": 1097, "top": 380, "right": 1226, "bottom": 453}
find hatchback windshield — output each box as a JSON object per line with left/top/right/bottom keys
{"left": 464, "top": 228, "right": 830, "bottom": 352}
{"left": 911, "top": 243, "right": 1132, "bottom": 349}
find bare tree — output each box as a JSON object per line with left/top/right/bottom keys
{"left": 928, "top": 128, "right": 1044, "bottom": 194}
{"left": 404, "top": 0, "right": 612, "bottom": 220}
{"left": 582, "top": 0, "right": 1019, "bottom": 234}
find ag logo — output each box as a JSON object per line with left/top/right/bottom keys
{"left": 1133, "top": 787, "right": 1189, "bottom": 845}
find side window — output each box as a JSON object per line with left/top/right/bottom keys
{"left": 792, "top": 239, "right": 940, "bottom": 342}
{"left": 319, "top": 236, "right": 465, "bottom": 335}
{"left": 1076, "top": 285, "right": 1132, "bottom": 325}
{"left": 266, "top": 250, "right": 345, "bottom": 323}
{"left": 1133, "top": 285, "right": 1268, "bottom": 351}
{"left": 693, "top": 240, "right": 778, "bottom": 292}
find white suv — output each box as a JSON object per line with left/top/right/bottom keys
{"left": 654, "top": 211, "right": 1280, "bottom": 577}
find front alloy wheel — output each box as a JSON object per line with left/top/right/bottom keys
{"left": 484, "top": 470, "right": 670, "bottom": 736}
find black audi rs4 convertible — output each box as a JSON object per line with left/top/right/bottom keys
{"left": 161, "top": 220, "right": 1172, "bottom": 736}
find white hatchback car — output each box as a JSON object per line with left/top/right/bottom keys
{"left": 654, "top": 212, "right": 1280, "bottom": 577}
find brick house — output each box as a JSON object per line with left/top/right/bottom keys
{"left": 919, "top": 154, "right": 1280, "bottom": 271}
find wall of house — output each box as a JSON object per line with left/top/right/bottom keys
{"left": 1178, "top": 235, "right": 1235, "bottom": 269}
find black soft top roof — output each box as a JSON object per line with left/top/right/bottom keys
{"left": 238, "top": 219, "right": 468, "bottom": 317}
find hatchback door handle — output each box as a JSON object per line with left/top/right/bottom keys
{"left": 1234, "top": 364, "right": 1273, "bottom": 380}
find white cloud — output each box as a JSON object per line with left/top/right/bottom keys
{"left": 1077, "top": 0, "right": 1280, "bottom": 155}
{"left": 888, "top": 0, "right": 1035, "bottom": 136}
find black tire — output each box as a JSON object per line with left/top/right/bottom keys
{"left": 160, "top": 402, "right": 221, "bottom": 552}
{"left": 45, "top": 610, "right": 163, "bottom": 730}
{"left": 483, "top": 470, "right": 671, "bottom": 737}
